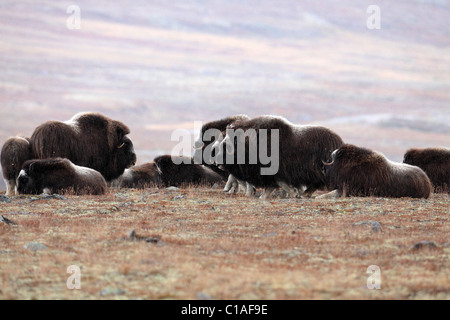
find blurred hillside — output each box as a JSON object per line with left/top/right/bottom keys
{"left": 1, "top": 0, "right": 449, "bottom": 190}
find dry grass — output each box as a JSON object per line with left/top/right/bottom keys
{"left": 0, "top": 187, "right": 448, "bottom": 300}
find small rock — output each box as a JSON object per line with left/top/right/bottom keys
{"left": 172, "top": 195, "right": 185, "bottom": 200}
{"left": 127, "top": 230, "right": 161, "bottom": 244}
{"left": 412, "top": 241, "right": 438, "bottom": 251}
{"left": 0, "top": 195, "right": 12, "bottom": 203}
{"left": 166, "top": 186, "right": 180, "bottom": 191}
{"left": 353, "top": 221, "right": 383, "bottom": 232}
{"left": 0, "top": 215, "right": 17, "bottom": 226}
{"left": 99, "top": 287, "right": 126, "bottom": 297}
{"left": 30, "top": 194, "right": 67, "bottom": 202}
{"left": 24, "top": 242, "right": 48, "bottom": 252}
{"left": 197, "top": 292, "right": 213, "bottom": 300}
{"left": 372, "top": 221, "right": 383, "bottom": 232}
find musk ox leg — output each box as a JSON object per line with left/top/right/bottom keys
{"left": 277, "top": 181, "right": 301, "bottom": 198}
{"left": 245, "top": 183, "right": 256, "bottom": 197}
{"left": 5, "top": 179, "right": 16, "bottom": 197}
{"left": 302, "top": 187, "right": 317, "bottom": 198}
{"left": 237, "top": 179, "right": 247, "bottom": 193}
{"left": 316, "top": 190, "right": 340, "bottom": 199}
{"left": 223, "top": 174, "right": 235, "bottom": 192}
{"left": 259, "top": 187, "right": 276, "bottom": 200}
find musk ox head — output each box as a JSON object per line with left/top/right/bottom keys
{"left": 193, "top": 115, "right": 250, "bottom": 165}
{"left": 30, "top": 112, "right": 137, "bottom": 182}
{"left": 1, "top": 136, "right": 32, "bottom": 196}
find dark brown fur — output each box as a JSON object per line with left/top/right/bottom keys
{"left": 1, "top": 136, "right": 32, "bottom": 196}
{"left": 193, "top": 115, "right": 250, "bottom": 180}
{"left": 325, "top": 144, "right": 432, "bottom": 198}
{"left": 217, "top": 115, "right": 344, "bottom": 194}
{"left": 116, "top": 162, "right": 161, "bottom": 189}
{"left": 30, "top": 112, "right": 136, "bottom": 181}
{"left": 154, "top": 155, "right": 225, "bottom": 187}
{"left": 17, "top": 158, "right": 107, "bottom": 195}
{"left": 403, "top": 147, "right": 450, "bottom": 193}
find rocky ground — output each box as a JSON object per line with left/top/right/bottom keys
{"left": 0, "top": 187, "right": 448, "bottom": 300}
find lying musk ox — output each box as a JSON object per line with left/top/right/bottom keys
{"left": 154, "top": 155, "right": 225, "bottom": 187}
{"left": 403, "top": 147, "right": 449, "bottom": 193}
{"left": 193, "top": 114, "right": 251, "bottom": 194}
{"left": 215, "top": 115, "right": 344, "bottom": 199}
{"left": 17, "top": 158, "right": 107, "bottom": 195}
{"left": 1, "top": 136, "right": 32, "bottom": 196}
{"left": 114, "top": 162, "right": 161, "bottom": 189}
{"left": 30, "top": 112, "right": 136, "bottom": 181}
{"left": 323, "top": 144, "right": 432, "bottom": 198}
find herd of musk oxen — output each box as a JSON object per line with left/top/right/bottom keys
{"left": 1, "top": 112, "right": 449, "bottom": 199}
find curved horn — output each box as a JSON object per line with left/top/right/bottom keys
{"left": 118, "top": 142, "right": 125, "bottom": 149}
{"left": 322, "top": 159, "right": 334, "bottom": 166}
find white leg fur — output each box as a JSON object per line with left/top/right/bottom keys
{"left": 5, "top": 179, "right": 16, "bottom": 197}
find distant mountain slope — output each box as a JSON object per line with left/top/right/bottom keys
{"left": 1, "top": 0, "right": 449, "bottom": 191}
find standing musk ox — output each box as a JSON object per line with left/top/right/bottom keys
{"left": 113, "top": 162, "right": 161, "bottom": 189}
{"left": 403, "top": 147, "right": 449, "bottom": 193}
{"left": 30, "top": 112, "right": 136, "bottom": 181}
{"left": 322, "top": 144, "right": 432, "bottom": 199}
{"left": 154, "top": 155, "right": 225, "bottom": 187}
{"left": 216, "top": 115, "right": 344, "bottom": 199}
{"left": 193, "top": 114, "right": 252, "bottom": 194}
{"left": 17, "top": 158, "right": 107, "bottom": 195}
{"left": 1, "top": 136, "right": 32, "bottom": 196}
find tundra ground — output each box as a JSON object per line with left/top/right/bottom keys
{"left": 0, "top": 187, "right": 448, "bottom": 300}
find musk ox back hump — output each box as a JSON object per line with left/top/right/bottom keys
{"left": 325, "top": 144, "right": 432, "bottom": 198}
{"left": 30, "top": 112, "right": 136, "bottom": 181}
{"left": 403, "top": 147, "right": 450, "bottom": 193}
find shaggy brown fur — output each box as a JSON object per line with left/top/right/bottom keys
{"left": 403, "top": 147, "right": 450, "bottom": 193}
{"left": 17, "top": 158, "right": 107, "bottom": 195}
{"left": 115, "top": 162, "right": 161, "bottom": 189}
{"left": 30, "top": 112, "right": 136, "bottom": 181}
{"left": 1, "top": 136, "right": 32, "bottom": 196}
{"left": 154, "top": 155, "right": 225, "bottom": 187}
{"left": 193, "top": 115, "right": 250, "bottom": 179}
{"left": 325, "top": 144, "right": 432, "bottom": 198}
{"left": 217, "top": 115, "right": 344, "bottom": 196}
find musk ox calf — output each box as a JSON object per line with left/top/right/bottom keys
{"left": 323, "top": 144, "right": 432, "bottom": 199}
{"left": 215, "top": 115, "right": 344, "bottom": 199}
{"left": 193, "top": 114, "right": 251, "bottom": 194}
{"left": 154, "top": 155, "right": 225, "bottom": 188}
{"left": 113, "top": 162, "right": 161, "bottom": 189}
{"left": 403, "top": 147, "right": 449, "bottom": 193}
{"left": 1, "top": 136, "right": 32, "bottom": 196}
{"left": 16, "top": 158, "right": 107, "bottom": 195}
{"left": 30, "top": 112, "right": 136, "bottom": 181}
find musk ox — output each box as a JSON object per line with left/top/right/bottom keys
{"left": 193, "top": 114, "right": 251, "bottom": 194}
{"left": 16, "top": 158, "right": 107, "bottom": 195}
{"left": 215, "top": 115, "right": 344, "bottom": 199}
{"left": 322, "top": 144, "right": 432, "bottom": 198}
{"left": 403, "top": 147, "right": 449, "bottom": 193}
{"left": 113, "top": 162, "right": 161, "bottom": 189}
{"left": 154, "top": 155, "right": 225, "bottom": 187}
{"left": 1, "top": 136, "right": 32, "bottom": 196}
{"left": 30, "top": 112, "right": 136, "bottom": 181}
